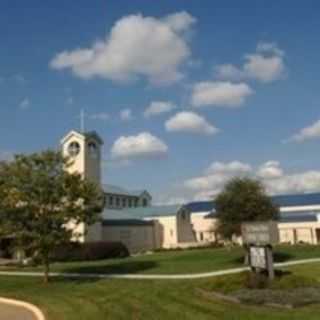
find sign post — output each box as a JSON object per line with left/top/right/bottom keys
{"left": 241, "top": 221, "right": 279, "bottom": 280}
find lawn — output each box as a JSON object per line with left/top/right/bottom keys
{"left": 0, "top": 262, "right": 320, "bottom": 320}
{"left": 5, "top": 244, "right": 320, "bottom": 275}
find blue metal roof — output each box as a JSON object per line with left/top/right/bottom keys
{"left": 185, "top": 193, "right": 320, "bottom": 215}
{"left": 280, "top": 212, "right": 318, "bottom": 223}
{"left": 102, "top": 204, "right": 183, "bottom": 220}
{"left": 185, "top": 201, "right": 215, "bottom": 213}
{"left": 102, "top": 184, "right": 148, "bottom": 197}
{"left": 102, "top": 219, "right": 154, "bottom": 226}
{"left": 271, "top": 193, "right": 320, "bottom": 207}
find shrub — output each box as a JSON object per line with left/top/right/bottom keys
{"left": 49, "top": 241, "right": 129, "bottom": 262}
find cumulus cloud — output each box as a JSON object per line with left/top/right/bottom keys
{"left": 181, "top": 160, "right": 320, "bottom": 201}
{"left": 184, "top": 161, "right": 252, "bottom": 198}
{"left": 257, "top": 161, "right": 283, "bottom": 179}
{"left": 144, "top": 101, "right": 176, "bottom": 118}
{"left": 111, "top": 132, "right": 168, "bottom": 160}
{"left": 191, "top": 81, "right": 253, "bottom": 108}
{"left": 165, "top": 111, "right": 219, "bottom": 135}
{"left": 120, "top": 108, "right": 132, "bottom": 121}
{"left": 50, "top": 12, "right": 196, "bottom": 85}
{"left": 206, "top": 161, "right": 252, "bottom": 175}
{"left": 215, "top": 42, "right": 286, "bottom": 83}
{"left": 288, "top": 119, "right": 320, "bottom": 143}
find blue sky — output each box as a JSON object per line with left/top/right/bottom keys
{"left": 1, "top": 1, "right": 320, "bottom": 203}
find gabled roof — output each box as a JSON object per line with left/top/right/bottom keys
{"left": 102, "top": 184, "right": 150, "bottom": 198}
{"left": 61, "top": 130, "right": 104, "bottom": 145}
{"left": 102, "top": 204, "right": 183, "bottom": 220}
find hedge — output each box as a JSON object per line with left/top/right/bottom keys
{"left": 50, "top": 241, "right": 129, "bottom": 262}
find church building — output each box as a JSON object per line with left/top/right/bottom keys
{"left": 61, "top": 130, "right": 197, "bottom": 252}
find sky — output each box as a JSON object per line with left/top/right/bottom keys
{"left": 1, "top": 0, "right": 320, "bottom": 204}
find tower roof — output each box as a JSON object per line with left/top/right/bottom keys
{"left": 61, "top": 130, "right": 104, "bottom": 145}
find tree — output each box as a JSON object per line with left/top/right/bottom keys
{"left": 0, "top": 150, "right": 105, "bottom": 283}
{"left": 215, "top": 177, "right": 279, "bottom": 241}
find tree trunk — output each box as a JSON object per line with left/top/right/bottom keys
{"left": 243, "top": 245, "right": 249, "bottom": 265}
{"left": 43, "top": 254, "right": 50, "bottom": 284}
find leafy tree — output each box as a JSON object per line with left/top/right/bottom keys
{"left": 0, "top": 150, "right": 105, "bottom": 283}
{"left": 215, "top": 177, "right": 279, "bottom": 241}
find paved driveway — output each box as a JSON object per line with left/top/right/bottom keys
{"left": 0, "top": 302, "right": 36, "bottom": 320}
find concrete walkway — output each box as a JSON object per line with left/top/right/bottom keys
{"left": 0, "top": 298, "right": 45, "bottom": 320}
{"left": 0, "top": 257, "right": 319, "bottom": 280}
{"left": 0, "top": 302, "right": 35, "bottom": 320}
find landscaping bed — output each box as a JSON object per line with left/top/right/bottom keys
{"left": 200, "top": 270, "right": 320, "bottom": 309}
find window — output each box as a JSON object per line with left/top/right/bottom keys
{"left": 128, "top": 199, "right": 132, "bottom": 207}
{"left": 116, "top": 197, "right": 120, "bottom": 207}
{"left": 143, "top": 198, "right": 148, "bottom": 207}
{"left": 200, "top": 232, "right": 204, "bottom": 241}
{"left": 88, "top": 141, "right": 98, "bottom": 158}
{"left": 109, "top": 196, "right": 114, "bottom": 206}
{"left": 122, "top": 198, "right": 126, "bottom": 208}
{"left": 134, "top": 199, "right": 139, "bottom": 207}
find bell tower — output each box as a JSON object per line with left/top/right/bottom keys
{"left": 60, "top": 130, "right": 104, "bottom": 243}
{"left": 60, "top": 130, "right": 104, "bottom": 186}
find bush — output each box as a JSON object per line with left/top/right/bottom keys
{"left": 49, "top": 241, "right": 129, "bottom": 262}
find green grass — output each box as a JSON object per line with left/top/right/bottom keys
{"left": 4, "top": 244, "right": 319, "bottom": 275}
{"left": 1, "top": 263, "right": 320, "bottom": 319}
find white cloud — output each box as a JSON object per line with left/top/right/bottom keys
{"left": 215, "top": 42, "right": 285, "bottom": 83}
{"left": 206, "top": 161, "right": 252, "bottom": 175}
{"left": 19, "top": 98, "right": 30, "bottom": 110}
{"left": 181, "top": 160, "right": 320, "bottom": 201}
{"left": 90, "top": 112, "right": 110, "bottom": 121}
{"left": 50, "top": 11, "right": 196, "bottom": 85}
{"left": 263, "top": 171, "right": 320, "bottom": 195}
{"left": 191, "top": 81, "right": 253, "bottom": 108}
{"left": 111, "top": 132, "right": 168, "bottom": 160}
{"left": 257, "top": 161, "right": 283, "bottom": 179}
{"left": 120, "top": 108, "right": 132, "bottom": 121}
{"left": 144, "top": 101, "right": 176, "bottom": 118}
{"left": 184, "top": 161, "right": 252, "bottom": 199}
{"left": 288, "top": 119, "right": 320, "bottom": 143}
{"left": 165, "top": 111, "right": 219, "bottom": 135}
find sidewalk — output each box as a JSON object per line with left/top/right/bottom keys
{"left": 0, "top": 257, "right": 319, "bottom": 280}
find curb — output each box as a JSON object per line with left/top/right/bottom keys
{"left": 0, "top": 297, "right": 45, "bottom": 320}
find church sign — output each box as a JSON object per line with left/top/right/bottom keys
{"left": 241, "top": 221, "right": 279, "bottom": 280}
{"left": 241, "top": 221, "right": 279, "bottom": 246}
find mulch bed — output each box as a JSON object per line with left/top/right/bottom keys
{"left": 197, "top": 287, "right": 320, "bottom": 309}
